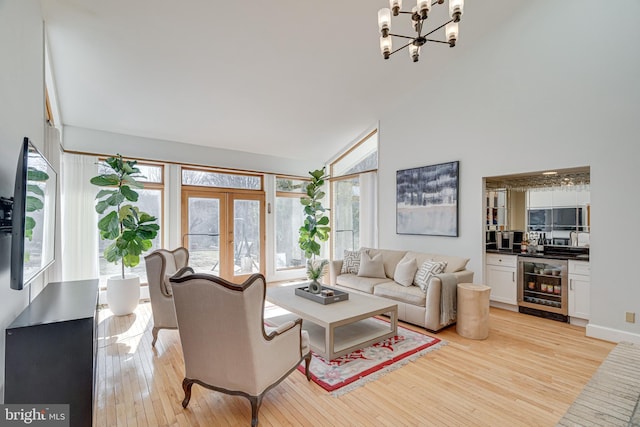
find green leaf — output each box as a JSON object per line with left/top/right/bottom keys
{"left": 98, "top": 211, "right": 119, "bottom": 237}
{"left": 90, "top": 174, "right": 120, "bottom": 186}
{"left": 141, "top": 239, "right": 153, "bottom": 251}
{"left": 122, "top": 230, "right": 137, "bottom": 241}
{"left": 27, "top": 184, "right": 44, "bottom": 197}
{"left": 95, "top": 200, "right": 110, "bottom": 214}
{"left": 95, "top": 189, "right": 116, "bottom": 200}
{"left": 25, "top": 216, "right": 36, "bottom": 231}
{"left": 120, "top": 185, "right": 139, "bottom": 202}
{"left": 138, "top": 212, "right": 156, "bottom": 224}
{"left": 26, "top": 196, "right": 44, "bottom": 212}
{"left": 27, "top": 168, "right": 49, "bottom": 182}
{"left": 104, "top": 242, "right": 122, "bottom": 263}
{"left": 317, "top": 216, "right": 329, "bottom": 225}
{"left": 122, "top": 175, "right": 144, "bottom": 189}
{"left": 105, "top": 192, "right": 125, "bottom": 207}
{"left": 123, "top": 253, "right": 140, "bottom": 268}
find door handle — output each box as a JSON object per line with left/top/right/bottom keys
{"left": 512, "top": 272, "right": 515, "bottom": 282}
{"left": 570, "top": 279, "right": 574, "bottom": 291}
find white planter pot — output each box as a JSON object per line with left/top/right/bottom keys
{"left": 107, "top": 274, "right": 140, "bottom": 316}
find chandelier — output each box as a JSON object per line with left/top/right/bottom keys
{"left": 377, "top": 0, "right": 464, "bottom": 62}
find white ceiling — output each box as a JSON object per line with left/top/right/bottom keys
{"left": 42, "top": 0, "right": 522, "bottom": 161}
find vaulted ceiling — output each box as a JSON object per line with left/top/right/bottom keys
{"left": 42, "top": 0, "right": 523, "bottom": 161}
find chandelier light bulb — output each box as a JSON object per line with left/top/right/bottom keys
{"left": 446, "top": 22, "right": 459, "bottom": 47}
{"left": 389, "top": 0, "right": 402, "bottom": 16}
{"left": 378, "top": 8, "right": 391, "bottom": 37}
{"left": 409, "top": 44, "right": 420, "bottom": 62}
{"left": 380, "top": 36, "right": 392, "bottom": 60}
{"left": 417, "top": 0, "right": 431, "bottom": 20}
{"left": 449, "top": 0, "right": 464, "bottom": 22}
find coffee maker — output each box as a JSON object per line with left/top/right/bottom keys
{"left": 497, "top": 231, "right": 524, "bottom": 252}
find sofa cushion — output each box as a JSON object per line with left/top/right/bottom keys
{"left": 361, "top": 248, "right": 407, "bottom": 279}
{"left": 358, "top": 253, "right": 386, "bottom": 278}
{"left": 393, "top": 257, "right": 418, "bottom": 287}
{"left": 336, "top": 274, "right": 391, "bottom": 294}
{"left": 405, "top": 251, "right": 469, "bottom": 273}
{"left": 341, "top": 249, "right": 364, "bottom": 274}
{"left": 414, "top": 260, "right": 447, "bottom": 291}
{"left": 373, "top": 281, "right": 426, "bottom": 307}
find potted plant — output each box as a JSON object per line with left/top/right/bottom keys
{"left": 91, "top": 155, "right": 159, "bottom": 315}
{"left": 299, "top": 167, "right": 330, "bottom": 294}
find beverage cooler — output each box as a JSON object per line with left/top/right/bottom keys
{"left": 518, "top": 256, "right": 568, "bottom": 322}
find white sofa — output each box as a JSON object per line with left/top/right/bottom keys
{"left": 329, "top": 248, "right": 474, "bottom": 332}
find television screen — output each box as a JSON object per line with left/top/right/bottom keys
{"left": 10, "top": 138, "right": 57, "bottom": 290}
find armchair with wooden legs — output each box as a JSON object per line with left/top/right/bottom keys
{"left": 169, "top": 272, "right": 311, "bottom": 427}
{"left": 144, "top": 247, "right": 192, "bottom": 346}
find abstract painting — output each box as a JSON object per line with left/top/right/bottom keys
{"left": 396, "top": 161, "right": 459, "bottom": 236}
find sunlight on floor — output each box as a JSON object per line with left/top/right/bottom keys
{"left": 98, "top": 303, "right": 152, "bottom": 355}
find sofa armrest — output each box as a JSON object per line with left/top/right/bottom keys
{"left": 329, "top": 260, "right": 343, "bottom": 286}
{"left": 424, "top": 269, "right": 474, "bottom": 331}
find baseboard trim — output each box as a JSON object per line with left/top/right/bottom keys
{"left": 490, "top": 301, "right": 518, "bottom": 312}
{"left": 586, "top": 323, "right": 640, "bottom": 344}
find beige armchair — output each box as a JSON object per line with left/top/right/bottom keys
{"left": 169, "top": 273, "right": 311, "bottom": 427}
{"left": 144, "top": 247, "right": 192, "bottom": 346}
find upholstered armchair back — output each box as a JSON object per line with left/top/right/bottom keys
{"left": 171, "top": 274, "right": 301, "bottom": 396}
{"left": 144, "top": 247, "right": 190, "bottom": 345}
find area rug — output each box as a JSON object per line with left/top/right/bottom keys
{"left": 557, "top": 341, "right": 640, "bottom": 427}
{"left": 296, "top": 318, "right": 445, "bottom": 397}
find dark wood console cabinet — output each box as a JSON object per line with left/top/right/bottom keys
{"left": 4, "top": 279, "right": 99, "bottom": 427}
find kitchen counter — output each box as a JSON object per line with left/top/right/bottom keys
{"left": 486, "top": 248, "right": 589, "bottom": 261}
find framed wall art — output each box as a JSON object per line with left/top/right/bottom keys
{"left": 396, "top": 161, "right": 459, "bottom": 237}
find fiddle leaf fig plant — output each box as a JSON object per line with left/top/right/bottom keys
{"left": 91, "top": 155, "right": 159, "bottom": 279}
{"left": 299, "top": 167, "right": 330, "bottom": 291}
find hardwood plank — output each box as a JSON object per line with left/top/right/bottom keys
{"left": 95, "top": 301, "right": 614, "bottom": 426}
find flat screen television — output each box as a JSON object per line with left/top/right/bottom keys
{"left": 10, "top": 137, "right": 57, "bottom": 290}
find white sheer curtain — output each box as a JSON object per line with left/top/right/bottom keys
{"left": 60, "top": 153, "right": 99, "bottom": 281}
{"left": 359, "top": 171, "right": 378, "bottom": 248}
{"left": 43, "top": 125, "right": 64, "bottom": 285}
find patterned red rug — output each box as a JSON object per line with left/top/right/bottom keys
{"left": 296, "top": 318, "right": 445, "bottom": 396}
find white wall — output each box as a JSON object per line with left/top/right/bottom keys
{"left": 0, "top": 0, "right": 46, "bottom": 399}
{"left": 62, "top": 125, "right": 317, "bottom": 177}
{"left": 377, "top": 0, "right": 640, "bottom": 342}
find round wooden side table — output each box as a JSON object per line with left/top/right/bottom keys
{"left": 457, "top": 283, "right": 491, "bottom": 340}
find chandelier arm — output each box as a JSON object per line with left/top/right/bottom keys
{"left": 423, "top": 19, "right": 452, "bottom": 37}
{"left": 389, "top": 33, "right": 417, "bottom": 40}
{"left": 425, "top": 39, "right": 450, "bottom": 44}
{"left": 389, "top": 40, "right": 415, "bottom": 56}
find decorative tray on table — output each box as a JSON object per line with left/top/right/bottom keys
{"left": 295, "top": 285, "right": 349, "bottom": 305}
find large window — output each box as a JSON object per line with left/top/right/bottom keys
{"left": 97, "top": 162, "right": 164, "bottom": 284}
{"left": 333, "top": 177, "right": 360, "bottom": 256}
{"left": 182, "top": 168, "right": 262, "bottom": 190}
{"left": 275, "top": 177, "right": 308, "bottom": 270}
{"left": 331, "top": 130, "right": 378, "bottom": 259}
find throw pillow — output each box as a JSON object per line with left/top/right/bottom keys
{"left": 357, "top": 253, "right": 386, "bottom": 278}
{"left": 394, "top": 257, "right": 418, "bottom": 287}
{"left": 414, "top": 260, "right": 448, "bottom": 292}
{"left": 341, "top": 249, "right": 364, "bottom": 274}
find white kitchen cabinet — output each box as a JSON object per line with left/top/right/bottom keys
{"left": 486, "top": 254, "right": 518, "bottom": 305}
{"left": 568, "top": 260, "right": 590, "bottom": 320}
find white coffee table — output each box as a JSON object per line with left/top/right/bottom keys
{"left": 266, "top": 285, "right": 398, "bottom": 360}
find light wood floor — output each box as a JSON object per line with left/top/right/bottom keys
{"left": 94, "top": 300, "right": 614, "bottom": 427}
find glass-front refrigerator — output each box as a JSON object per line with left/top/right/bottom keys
{"left": 518, "top": 256, "right": 568, "bottom": 322}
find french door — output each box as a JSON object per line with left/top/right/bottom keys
{"left": 182, "top": 189, "right": 265, "bottom": 283}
